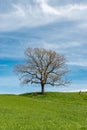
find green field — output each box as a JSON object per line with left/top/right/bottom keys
{"left": 0, "top": 92, "right": 87, "bottom": 130}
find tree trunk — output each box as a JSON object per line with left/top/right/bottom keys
{"left": 41, "top": 84, "right": 45, "bottom": 94}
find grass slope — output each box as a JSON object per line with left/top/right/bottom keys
{"left": 0, "top": 92, "right": 87, "bottom": 130}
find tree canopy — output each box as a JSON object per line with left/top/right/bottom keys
{"left": 14, "top": 48, "right": 70, "bottom": 94}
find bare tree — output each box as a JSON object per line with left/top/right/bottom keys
{"left": 14, "top": 48, "right": 70, "bottom": 94}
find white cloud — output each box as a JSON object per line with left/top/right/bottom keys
{"left": 0, "top": 0, "right": 87, "bottom": 31}
{"left": 78, "top": 23, "right": 87, "bottom": 29}
{"left": 42, "top": 41, "right": 81, "bottom": 50}
{"left": 0, "top": 76, "right": 19, "bottom": 86}
{"left": 37, "top": 0, "right": 60, "bottom": 15}
{"left": 0, "top": 42, "right": 25, "bottom": 58}
{"left": 13, "top": 4, "right": 26, "bottom": 17}
{"left": 68, "top": 61, "right": 87, "bottom": 67}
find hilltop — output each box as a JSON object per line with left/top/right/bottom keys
{"left": 0, "top": 92, "right": 87, "bottom": 130}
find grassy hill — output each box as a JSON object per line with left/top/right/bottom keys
{"left": 0, "top": 92, "right": 87, "bottom": 130}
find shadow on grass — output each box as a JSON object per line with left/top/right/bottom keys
{"left": 19, "top": 92, "right": 47, "bottom": 97}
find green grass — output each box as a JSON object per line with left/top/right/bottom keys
{"left": 0, "top": 92, "right": 87, "bottom": 130}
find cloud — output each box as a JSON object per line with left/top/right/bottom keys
{"left": 42, "top": 41, "right": 81, "bottom": 50}
{"left": 37, "top": 0, "right": 60, "bottom": 15}
{"left": 68, "top": 61, "right": 87, "bottom": 67}
{"left": 0, "top": 37, "right": 81, "bottom": 58}
{"left": 0, "top": 0, "right": 87, "bottom": 67}
{"left": 0, "top": 0, "right": 87, "bottom": 31}
{"left": 12, "top": 4, "right": 26, "bottom": 17}
{"left": 78, "top": 23, "right": 87, "bottom": 29}
{"left": 0, "top": 0, "right": 87, "bottom": 93}
{"left": 0, "top": 31, "right": 86, "bottom": 67}
{"left": 0, "top": 76, "right": 18, "bottom": 86}
{"left": 41, "top": 41, "right": 87, "bottom": 67}
{"left": 0, "top": 42, "right": 25, "bottom": 58}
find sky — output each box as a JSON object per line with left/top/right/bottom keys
{"left": 0, "top": 0, "right": 87, "bottom": 94}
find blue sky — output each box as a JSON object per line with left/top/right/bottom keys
{"left": 0, "top": 0, "right": 87, "bottom": 94}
